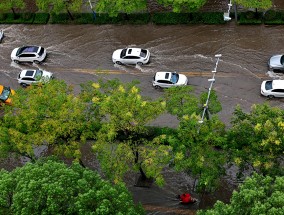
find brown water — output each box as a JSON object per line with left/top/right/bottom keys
{"left": 1, "top": 23, "right": 284, "bottom": 214}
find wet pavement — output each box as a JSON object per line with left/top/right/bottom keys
{"left": 1, "top": 23, "right": 284, "bottom": 214}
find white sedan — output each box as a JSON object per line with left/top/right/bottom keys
{"left": 261, "top": 80, "right": 284, "bottom": 98}
{"left": 152, "top": 72, "right": 188, "bottom": 89}
{"left": 112, "top": 48, "right": 150, "bottom": 65}
{"left": 17, "top": 69, "right": 54, "bottom": 87}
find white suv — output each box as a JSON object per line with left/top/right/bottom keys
{"left": 11, "top": 46, "right": 47, "bottom": 64}
{"left": 152, "top": 72, "right": 188, "bottom": 89}
{"left": 18, "top": 69, "right": 53, "bottom": 87}
{"left": 261, "top": 80, "right": 284, "bottom": 98}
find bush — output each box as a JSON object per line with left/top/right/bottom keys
{"left": 0, "top": 13, "right": 6, "bottom": 21}
{"left": 0, "top": 13, "right": 34, "bottom": 24}
{"left": 49, "top": 13, "right": 70, "bottom": 24}
{"left": 126, "top": 13, "right": 150, "bottom": 24}
{"left": 238, "top": 12, "right": 262, "bottom": 25}
{"left": 195, "top": 12, "right": 225, "bottom": 24}
{"left": 264, "top": 10, "right": 277, "bottom": 21}
{"left": 93, "top": 13, "right": 125, "bottom": 24}
{"left": 33, "top": 13, "right": 50, "bottom": 24}
{"left": 72, "top": 13, "right": 94, "bottom": 24}
{"left": 152, "top": 13, "right": 190, "bottom": 24}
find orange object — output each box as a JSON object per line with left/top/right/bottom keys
{"left": 0, "top": 85, "right": 15, "bottom": 105}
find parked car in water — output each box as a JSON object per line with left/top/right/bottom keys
{"left": 0, "top": 85, "right": 15, "bottom": 105}
{"left": 261, "top": 80, "right": 284, "bottom": 98}
{"left": 268, "top": 54, "right": 284, "bottom": 71}
{"left": 152, "top": 72, "right": 188, "bottom": 89}
{"left": 112, "top": 48, "right": 150, "bottom": 65}
{"left": 18, "top": 69, "right": 54, "bottom": 87}
{"left": 11, "top": 46, "right": 47, "bottom": 64}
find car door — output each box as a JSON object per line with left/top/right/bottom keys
{"left": 122, "top": 56, "right": 140, "bottom": 64}
{"left": 272, "top": 89, "right": 284, "bottom": 97}
{"left": 18, "top": 53, "right": 36, "bottom": 62}
{"left": 157, "top": 80, "right": 172, "bottom": 88}
{"left": 21, "top": 77, "right": 35, "bottom": 85}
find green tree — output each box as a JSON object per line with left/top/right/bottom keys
{"left": 0, "top": 0, "right": 25, "bottom": 15}
{"left": 227, "top": 103, "right": 284, "bottom": 177}
{"left": 0, "top": 159, "right": 144, "bottom": 214}
{"left": 198, "top": 174, "right": 284, "bottom": 215}
{"left": 157, "top": 0, "right": 207, "bottom": 12}
{"left": 87, "top": 79, "right": 171, "bottom": 186}
{"left": 95, "top": 0, "right": 147, "bottom": 17}
{"left": 171, "top": 114, "right": 227, "bottom": 193}
{"left": 164, "top": 87, "right": 226, "bottom": 192}
{"left": 0, "top": 80, "right": 98, "bottom": 163}
{"left": 36, "top": 0, "right": 82, "bottom": 19}
{"left": 233, "top": 0, "right": 272, "bottom": 10}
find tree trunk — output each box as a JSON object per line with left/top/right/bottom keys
{"left": 234, "top": 3, "right": 238, "bottom": 22}
{"left": 66, "top": 8, "right": 74, "bottom": 20}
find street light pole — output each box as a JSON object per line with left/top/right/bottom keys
{"left": 199, "top": 54, "right": 222, "bottom": 124}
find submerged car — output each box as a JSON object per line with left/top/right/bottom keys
{"left": 112, "top": 48, "right": 150, "bottom": 65}
{"left": 11, "top": 46, "right": 47, "bottom": 64}
{"left": 152, "top": 72, "right": 188, "bottom": 89}
{"left": 261, "top": 80, "right": 284, "bottom": 98}
{"left": 0, "top": 85, "right": 15, "bottom": 105}
{"left": 268, "top": 55, "right": 284, "bottom": 71}
{"left": 18, "top": 69, "right": 54, "bottom": 87}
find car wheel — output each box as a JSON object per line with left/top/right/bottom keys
{"left": 34, "top": 60, "right": 40, "bottom": 64}
{"left": 13, "top": 60, "right": 19, "bottom": 64}
{"left": 116, "top": 61, "right": 122, "bottom": 65}
{"left": 20, "top": 83, "right": 28, "bottom": 88}
{"left": 137, "top": 62, "right": 143, "bottom": 66}
{"left": 268, "top": 95, "right": 274, "bottom": 99}
{"left": 154, "top": 85, "right": 162, "bottom": 89}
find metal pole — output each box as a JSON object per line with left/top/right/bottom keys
{"left": 199, "top": 54, "right": 222, "bottom": 124}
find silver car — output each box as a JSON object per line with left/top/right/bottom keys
{"left": 18, "top": 69, "right": 54, "bottom": 87}
{"left": 261, "top": 80, "right": 284, "bottom": 98}
{"left": 268, "top": 55, "right": 284, "bottom": 71}
{"left": 152, "top": 72, "right": 188, "bottom": 89}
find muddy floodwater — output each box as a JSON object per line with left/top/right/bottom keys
{"left": 1, "top": 23, "right": 284, "bottom": 214}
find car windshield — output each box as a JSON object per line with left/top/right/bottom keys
{"left": 281, "top": 55, "right": 284, "bottom": 65}
{"left": 38, "top": 47, "right": 44, "bottom": 56}
{"left": 120, "top": 49, "right": 127, "bottom": 58}
{"left": 140, "top": 49, "right": 148, "bottom": 58}
{"left": 34, "top": 70, "right": 43, "bottom": 80}
{"left": 0, "top": 86, "right": 11, "bottom": 101}
{"left": 170, "top": 73, "right": 179, "bottom": 84}
{"left": 265, "top": 81, "right": 273, "bottom": 90}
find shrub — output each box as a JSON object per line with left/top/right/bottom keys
{"left": 93, "top": 13, "right": 125, "bottom": 24}
{"left": 264, "top": 9, "right": 277, "bottom": 21}
{"left": 152, "top": 13, "right": 191, "bottom": 25}
{"left": 238, "top": 12, "right": 262, "bottom": 25}
{"left": 0, "top": 13, "right": 6, "bottom": 21}
{"left": 73, "top": 13, "right": 94, "bottom": 24}
{"left": 200, "top": 12, "right": 224, "bottom": 24}
{"left": 127, "top": 13, "right": 150, "bottom": 24}
{"left": 33, "top": 13, "right": 50, "bottom": 24}
{"left": 49, "top": 13, "right": 70, "bottom": 24}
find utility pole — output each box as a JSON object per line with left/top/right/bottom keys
{"left": 199, "top": 54, "right": 222, "bottom": 124}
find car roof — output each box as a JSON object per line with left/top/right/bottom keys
{"left": 155, "top": 72, "right": 173, "bottom": 81}
{"left": 20, "top": 70, "right": 36, "bottom": 78}
{"left": 125, "top": 48, "right": 142, "bottom": 57}
{"left": 272, "top": 80, "right": 284, "bottom": 89}
{"left": 19, "top": 46, "right": 40, "bottom": 54}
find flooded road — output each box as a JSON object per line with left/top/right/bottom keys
{"left": 1, "top": 23, "right": 284, "bottom": 214}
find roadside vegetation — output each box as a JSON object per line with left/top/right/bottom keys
{"left": 0, "top": 78, "right": 283, "bottom": 213}
{"left": 0, "top": 0, "right": 281, "bottom": 25}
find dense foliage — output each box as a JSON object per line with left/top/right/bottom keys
{"left": 0, "top": 159, "right": 144, "bottom": 214}
{"left": 0, "top": 0, "right": 25, "bottom": 14}
{"left": 157, "top": 0, "right": 207, "bottom": 13}
{"left": 233, "top": 0, "right": 272, "bottom": 10}
{"left": 198, "top": 174, "right": 284, "bottom": 215}
{"left": 0, "top": 80, "right": 99, "bottom": 161}
{"left": 228, "top": 103, "right": 284, "bottom": 177}
{"left": 81, "top": 80, "right": 171, "bottom": 186}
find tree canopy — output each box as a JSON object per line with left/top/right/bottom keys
{"left": 233, "top": 0, "right": 272, "bottom": 10}
{"left": 157, "top": 0, "right": 207, "bottom": 12}
{"left": 0, "top": 0, "right": 25, "bottom": 14}
{"left": 85, "top": 79, "right": 171, "bottom": 186}
{"left": 198, "top": 173, "right": 284, "bottom": 215}
{"left": 0, "top": 80, "right": 99, "bottom": 162}
{"left": 95, "top": 0, "right": 147, "bottom": 17}
{"left": 227, "top": 103, "right": 284, "bottom": 177}
{"left": 0, "top": 159, "right": 144, "bottom": 214}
